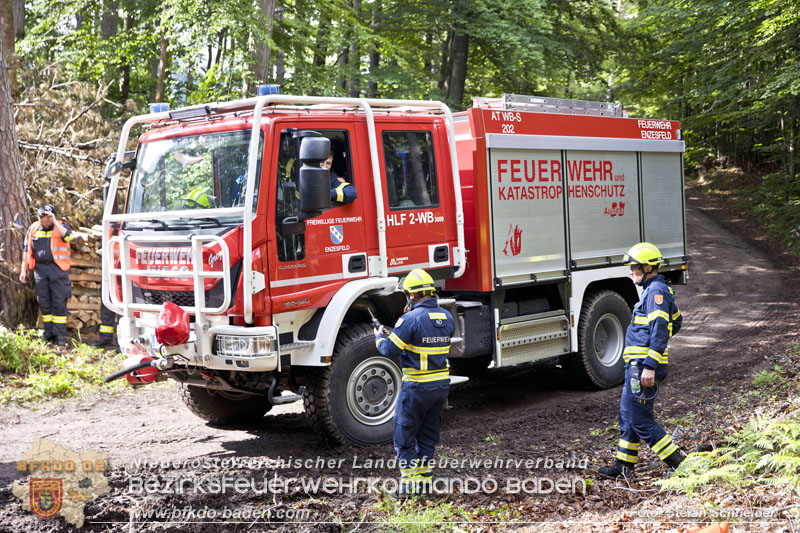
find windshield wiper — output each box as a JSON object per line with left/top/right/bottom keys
{"left": 197, "top": 217, "right": 222, "bottom": 228}
{"left": 146, "top": 218, "right": 169, "bottom": 230}
{"left": 132, "top": 218, "right": 192, "bottom": 231}
{"left": 168, "top": 217, "right": 227, "bottom": 229}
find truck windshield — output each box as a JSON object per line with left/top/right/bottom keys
{"left": 126, "top": 130, "right": 261, "bottom": 223}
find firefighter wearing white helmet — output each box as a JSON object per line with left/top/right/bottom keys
{"left": 598, "top": 242, "right": 686, "bottom": 479}
{"left": 374, "top": 268, "right": 454, "bottom": 495}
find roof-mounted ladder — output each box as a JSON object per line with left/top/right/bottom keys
{"left": 474, "top": 93, "right": 626, "bottom": 118}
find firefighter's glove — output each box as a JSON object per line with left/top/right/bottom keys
{"left": 640, "top": 367, "right": 656, "bottom": 387}
{"left": 374, "top": 326, "right": 390, "bottom": 337}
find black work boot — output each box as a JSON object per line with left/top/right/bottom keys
{"left": 54, "top": 336, "right": 66, "bottom": 347}
{"left": 43, "top": 324, "right": 54, "bottom": 343}
{"left": 598, "top": 460, "right": 635, "bottom": 479}
{"left": 92, "top": 334, "right": 115, "bottom": 348}
{"left": 663, "top": 449, "right": 686, "bottom": 475}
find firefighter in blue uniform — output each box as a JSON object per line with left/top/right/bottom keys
{"left": 374, "top": 268, "right": 454, "bottom": 494}
{"left": 599, "top": 242, "right": 686, "bottom": 479}
{"left": 322, "top": 150, "right": 356, "bottom": 204}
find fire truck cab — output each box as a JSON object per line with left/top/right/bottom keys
{"left": 103, "top": 93, "right": 687, "bottom": 446}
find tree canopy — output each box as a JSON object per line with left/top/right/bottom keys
{"left": 6, "top": 0, "right": 799, "bottom": 189}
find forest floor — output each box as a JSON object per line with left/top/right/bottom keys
{"left": 0, "top": 185, "right": 799, "bottom": 532}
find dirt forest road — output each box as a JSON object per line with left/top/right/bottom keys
{"left": 1, "top": 194, "right": 798, "bottom": 532}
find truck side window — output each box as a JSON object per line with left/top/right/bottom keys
{"left": 276, "top": 131, "right": 304, "bottom": 262}
{"left": 274, "top": 129, "right": 353, "bottom": 262}
{"left": 382, "top": 131, "right": 438, "bottom": 209}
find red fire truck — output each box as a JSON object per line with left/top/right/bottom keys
{"left": 102, "top": 93, "right": 687, "bottom": 446}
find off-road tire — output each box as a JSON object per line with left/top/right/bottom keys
{"left": 561, "top": 290, "right": 629, "bottom": 389}
{"left": 178, "top": 384, "right": 272, "bottom": 425}
{"left": 303, "top": 324, "right": 402, "bottom": 446}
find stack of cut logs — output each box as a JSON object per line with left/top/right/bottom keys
{"left": 66, "top": 226, "right": 104, "bottom": 331}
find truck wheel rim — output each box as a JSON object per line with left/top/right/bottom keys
{"left": 593, "top": 313, "right": 623, "bottom": 368}
{"left": 347, "top": 357, "right": 402, "bottom": 426}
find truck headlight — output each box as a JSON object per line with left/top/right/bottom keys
{"left": 214, "top": 334, "right": 277, "bottom": 358}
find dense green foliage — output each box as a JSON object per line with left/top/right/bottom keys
{"left": 17, "top": 0, "right": 621, "bottom": 107}
{"left": 9, "top": 0, "right": 800, "bottom": 214}
{"left": 619, "top": 1, "right": 799, "bottom": 176}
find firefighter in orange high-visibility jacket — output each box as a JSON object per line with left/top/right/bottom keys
{"left": 598, "top": 242, "right": 685, "bottom": 480}
{"left": 375, "top": 269, "right": 454, "bottom": 495}
{"left": 19, "top": 204, "right": 73, "bottom": 347}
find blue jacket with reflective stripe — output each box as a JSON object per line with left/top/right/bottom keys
{"left": 330, "top": 172, "right": 357, "bottom": 204}
{"left": 624, "top": 274, "right": 682, "bottom": 369}
{"left": 376, "top": 297, "right": 454, "bottom": 388}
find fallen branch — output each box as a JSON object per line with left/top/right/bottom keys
{"left": 18, "top": 140, "right": 103, "bottom": 164}
{"left": 57, "top": 82, "right": 110, "bottom": 141}
{"left": 74, "top": 138, "right": 108, "bottom": 149}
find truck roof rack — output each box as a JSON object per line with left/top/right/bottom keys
{"left": 474, "top": 93, "right": 626, "bottom": 118}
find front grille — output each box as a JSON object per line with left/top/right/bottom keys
{"left": 131, "top": 260, "right": 241, "bottom": 311}
{"left": 142, "top": 290, "right": 196, "bottom": 307}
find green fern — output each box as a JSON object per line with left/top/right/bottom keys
{"left": 658, "top": 417, "right": 800, "bottom": 495}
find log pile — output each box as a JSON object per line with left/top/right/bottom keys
{"left": 66, "top": 226, "right": 104, "bottom": 331}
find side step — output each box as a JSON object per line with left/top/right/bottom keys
{"left": 497, "top": 315, "right": 570, "bottom": 367}
{"left": 272, "top": 391, "right": 304, "bottom": 405}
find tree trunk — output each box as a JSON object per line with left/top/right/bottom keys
{"left": 790, "top": 115, "right": 797, "bottom": 196}
{"left": 120, "top": 13, "right": 133, "bottom": 103}
{"left": 214, "top": 29, "right": 227, "bottom": 68}
{"left": 446, "top": 27, "right": 468, "bottom": 108}
{"left": 275, "top": 4, "right": 285, "bottom": 84}
{"left": 423, "top": 33, "right": 432, "bottom": 80}
{"left": 438, "top": 30, "right": 451, "bottom": 94}
{"left": 290, "top": 0, "right": 302, "bottom": 79}
{"left": 366, "top": 0, "right": 380, "bottom": 98}
{"left": 313, "top": 8, "right": 330, "bottom": 69}
{"left": 0, "top": 0, "right": 16, "bottom": 97}
{"left": 155, "top": 26, "right": 168, "bottom": 102}
{"left": 101, "top": 1, "right": 118, "bottom": 40}
{"left": 338, "top": 46, "right": 348, "bottom": 92}
{"left": 0, "top": 30, "right": 34, "bottom": 325}
{"left": 252, "top": 0, "right": 276, "bottom": 90}
{"left": 347, "top": 0, "right": 360, "bottom": 97}
{"left": 367, "top": 47, "right": 379, "bottom": 98}
{"left": 12, "top": 0, "right": 23, "bottom": 38}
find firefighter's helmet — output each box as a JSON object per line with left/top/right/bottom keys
{"left": 623, "top": 242, "right": 663, "bottom": 267}
{"left": 401, "top": 268, "right": 436, "bottom": 295}
{"left": 185, "top": 187, "right": 214, "bottom": 209}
